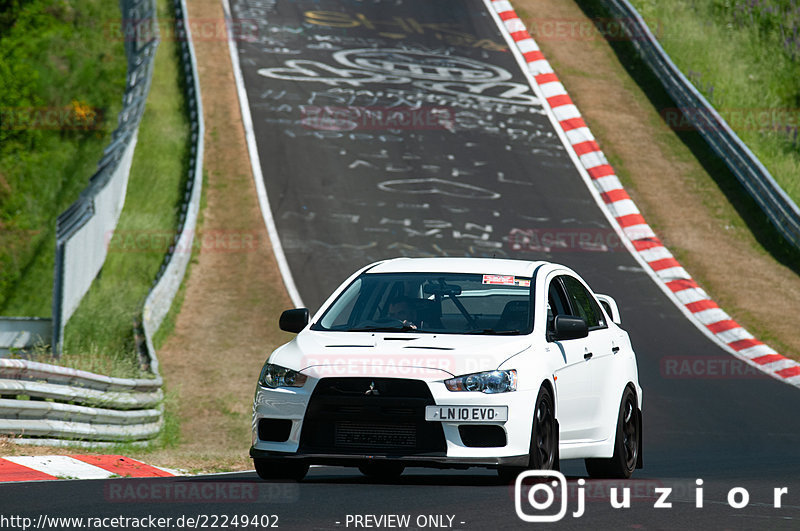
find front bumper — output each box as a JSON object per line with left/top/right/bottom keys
{"left": 251, "top": 376, "right": 537, "bottom": 468}
{"left": 249, "top": 448, "right": 529, "bottom": 468}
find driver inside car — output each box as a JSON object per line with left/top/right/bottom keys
{"left": 385, "top": 297, "right": 419, "bottom": 330}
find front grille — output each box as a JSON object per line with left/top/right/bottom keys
{"left": 299, "top": 378, "right": 446, "bottom": 456}
{"left": 334, "top": 422, "right": 416, "bottom": 449}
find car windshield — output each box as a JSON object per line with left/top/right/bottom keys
{"left": 312, "top": 272, "right": 533, "bottom": 335}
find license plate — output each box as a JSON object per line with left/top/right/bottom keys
{"left": 425, "top": 405, "right": 508, "bottom": 422}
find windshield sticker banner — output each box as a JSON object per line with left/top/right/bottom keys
{"left": 482, "top": 274, "right": 514, "bottom": 285}
{"left": 482, "top": 275, "right": 530, "bottom": 286}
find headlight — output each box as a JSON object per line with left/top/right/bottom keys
{"left": 444, "top": 370, "right": 517, "bottom": 394}
{"left": 258, "top": 363, "right": 307, "bottom": 388}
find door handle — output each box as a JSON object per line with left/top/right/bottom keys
{"left": 612, "top": 346, "right": 620, "bottom": 354}
{"left": 584, "top": 352, "right": 593, "bottom": 360}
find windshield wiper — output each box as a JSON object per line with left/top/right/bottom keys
{"left": 346, "top": 324, "right": 418, "bottom": 332}
{"left": 470, "top": 329, "right": 521, "bottom": 335}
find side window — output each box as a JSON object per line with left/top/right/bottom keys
{"left": 547, "top": 279, "right": 570, "bottom": 332}
{"left": 560, "top": 276, "right": 606, "bottom": 330}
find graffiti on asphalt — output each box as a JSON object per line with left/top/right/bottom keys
{"left": 259, "top": 48, "right": 540, "bottom": 107}
{"left": 303, "top": 11, "right": 507, "bottom": 50}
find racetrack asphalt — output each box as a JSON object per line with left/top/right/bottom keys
{"left": 4, "top": 1, "right": 797, "bottom": 529}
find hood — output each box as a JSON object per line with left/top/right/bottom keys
{"left": 268, "top": 330, "right": 532, "bottom": 381}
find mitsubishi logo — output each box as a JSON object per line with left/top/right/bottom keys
{"left": 365, "top": 381, "right": 380, "bottom": 396}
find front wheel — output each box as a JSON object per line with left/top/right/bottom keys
{"left": 585, "top": 386, "right": 640, "bottom": 479}
{"left": 254, "top": 458, "right": 308, "bottom": 481}
{"left": 498, "top": 386, "right": 559, "bottom": 482}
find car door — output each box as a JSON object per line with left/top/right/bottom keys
{"left": 560, "top": 274, "right": 617, "bottom": 442}
{"left": 548, "top": 276, "right": 598, "bottom": 443}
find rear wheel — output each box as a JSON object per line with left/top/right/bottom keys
{"left": 253, "top": 458, "right": 308, "bottom": 481}
{"left": 358, "top": 462, "right": 405, "bottom": 480}
{"left": 585, "top": 386, "right": 640, "bottom": 479}
{"left": 498, "top": 386, "right": 558, "bottom": 482}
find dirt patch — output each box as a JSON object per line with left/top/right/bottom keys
{"left": 513, "top": 0, "right": 800, "bottom": 360}
{"left": 0, "top": 438, "right": 73, "bottom": 456}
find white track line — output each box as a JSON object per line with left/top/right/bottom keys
{"left": 221, "top": 0, "right": 304, "bottom": 309}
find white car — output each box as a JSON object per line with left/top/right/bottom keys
{"left": 250, "top": 257, "right": 642, "bottom": 481}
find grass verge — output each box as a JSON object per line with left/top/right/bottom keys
{"left": 0, "top": 0, "right": 127, "bottom": 316}
{"left": 60, "top": 0, "right": 191, "bottom": 379}
{"left": 2, "top": 0, "right": 202, "bottom": 458}
{"left": 573, "top": 0, "right": 800, "bottom": 276}
{"left": 629, "top": 0, "right": 800, "bottom": 208}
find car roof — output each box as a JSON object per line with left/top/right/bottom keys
{"left": 365, "top": 257, "right": 549, "bottom": 277}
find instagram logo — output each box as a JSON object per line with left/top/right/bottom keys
{"left": 514, "top": 470, "right": 568, "bottom": 522}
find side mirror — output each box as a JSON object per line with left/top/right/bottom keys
{"left": 279, "top": 308, "right": 309, "bottom": 333}
{"left": 596, "top": 294, "right": 621, "bottom": 325}
{"left": 552, "top": 315, "right": 588, "bottom": 341}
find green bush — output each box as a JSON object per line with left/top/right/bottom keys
{"left": 0, "top": 0, "right": 126, "bottom": 315}
{"left": 631, "top": 0, "right": 800, "bottom": 203}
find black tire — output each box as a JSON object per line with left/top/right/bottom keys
{"left": 585, "top": 386, "right": 640, "bottom": 479}
{"left": 358, "top": 462, "right": 405, "bottom": 480}
{"left": 498, "top": 386, "right": 559, "bottom": 482}
{"left": 253, "top": 458, "right": 308, "bottom": 481}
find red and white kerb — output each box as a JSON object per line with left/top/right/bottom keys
{"left": 488, "top": 0, "right": 800, "bottom": 385}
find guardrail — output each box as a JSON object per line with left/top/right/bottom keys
{"left": 0, "top": 318, "right": 51, "bottom": 358}
{"left": 0, "top": 359, "right": 163, "bottom": 442}
{"left": 52, "top": 0, "right": 159, "bottom": 355}
{"left": 603, "top": 0, "right": 800, "bottom": 251}
{"left": 0, "top": 0, "right": 204, "bottom": 444}
{"left": 142, "top": 0, "right": 204, "bottom": 361}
